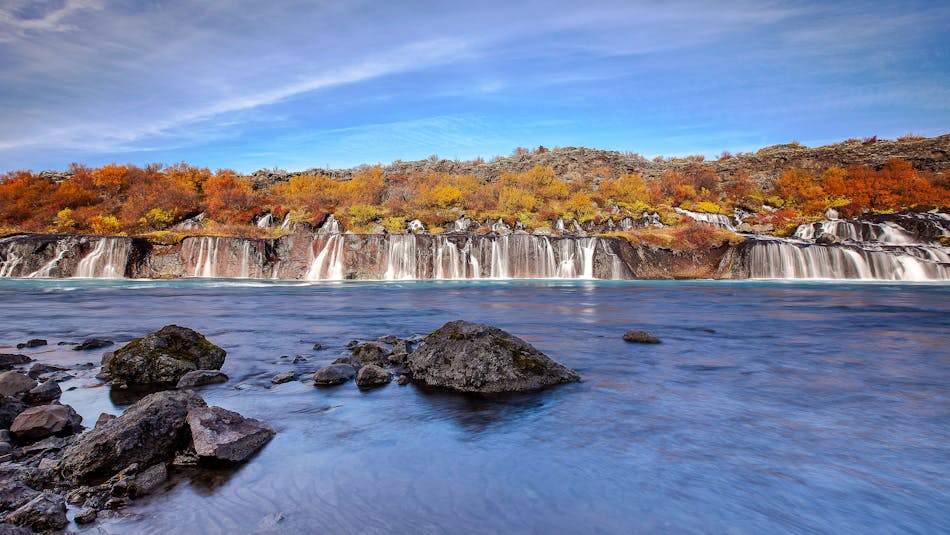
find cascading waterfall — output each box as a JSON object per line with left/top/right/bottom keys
{"left": 26, "top": 241, "right": 70, "bottom": 278}
{"left": 385, "top": 234, "right": 419, "bottom": 280}
{"left": 190, "top": 237, "right": 219, "bottom": 278}
{"left": 307, "top": 235, "right": 346, "bottom": 280}
{"left": 0, "top": 252, "right": 22, "bottom": 278}
{"left": 742, "top": 215, "right": 950, "bottom": 281}
{"left": 75, "top": 238, "right": 131, "bottom": 278}
{"left": 675, "top": 208, "right": 736, "bottom": 231}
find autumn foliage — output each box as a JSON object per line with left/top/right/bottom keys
{"left": 0, "top": 156, "right": 948, "bottom": 238}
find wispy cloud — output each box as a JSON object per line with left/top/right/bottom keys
{"left": 0, "top": 0, "right": 103, "bottom": 39}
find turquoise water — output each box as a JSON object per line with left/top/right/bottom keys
{"left": 1, "top": 279, "right": 948, "bottom": 534}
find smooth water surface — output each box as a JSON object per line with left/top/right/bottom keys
{"left": 1, "top": 279, "right": 948, "bottom": 534}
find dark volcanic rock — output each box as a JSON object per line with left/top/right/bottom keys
{"left": 73, "top": 338, "right": 114, "bottom": 351}
{"left": 107, "top": 325, "right": 226, "bottom": 385}
{"left": 10, "top": 404, "right": 82, "bottom": 441}
{"left": 408, "top": 320, "right": 580, "bottom": 394}
{"left": 622, "top": 329, "right": 661, "bottom": 344}
{"left": 313, "top": 364, "right": 356, "bottom": 385}
{"left": 186, "top": 406, "right": 275, "bottom": 463}
{"left": 129, "top": 463, "right": 167, "bottom": 497}
{"left": 25, "top": 380, "right": 61, "bottom": 404}
{"left": 27, "top": 363, "right": 66, "bottom": 379}
{"left": 0, "top": 395, "right": 27, "bottom": 429}
{"left": 95, "top": 413, "right": 117, "bottom": 428}
{"left": 0, "top": 354, "right": 32, "bottom": 370}
{"left": 0, "top": 372, "right": 36, "bottom": 397}
{"left": 4, "top": 492, "right": 67, "bottom": 532}
{"left": 15, "top": 339, "right": 46, "bottom": 350}
{"left": 60, "top": 390, "right": 206, "bottom": 483}
{"left": 356, "top": 365, "right": 391, "bottom": 388}
{"left": 176, "top": 370, "right": 229, "bottom": 389}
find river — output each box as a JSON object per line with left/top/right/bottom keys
{"left": 1, "top": 279, "right": 948, "bottom": 533}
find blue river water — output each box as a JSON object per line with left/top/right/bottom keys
{"left": 0, "top": 279, "right": 948, "bottom": 534}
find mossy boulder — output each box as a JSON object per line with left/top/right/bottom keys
{"left": 106, "top": 325, "right": 226, "bottom": 385}
{"left": 408, "top": 320, "right": 579, "bottom": 394}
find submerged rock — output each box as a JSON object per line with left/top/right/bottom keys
{"left": 15, "top": 339, "right": 47, "bottom": 349}
{"left": 60, "top": 390, "right": 206, "bottom": 483}
{"left": 106, "top": 325, "right": 226, "bottom": 385}
{"left": 270, "top": 371, "right": 295, "bottom": 384}
{"left": 356, "top": 365, "right": 391, "bottom": 388}
{"left": 313, "top": 364, "right": 356, "bottom": 386}
{"left": 408, "top": 320, "right": 580, "bottom": 394}
{"left": 27, "top": 363, "right": 66, "bottom": 379}
{"left": 176, "top": 370, "right": 229, "bottom": 389}
{"left": 0, "top": 354, "right": 32, "bottom": 370}
{"left": 4, "top": 492, "right": 68, "bottom": 532}
{"left": 186, "top": 406, "right": 275, "bottom": 463}
{"left": 622, "top": 329, "right": 661, "bottom": 344}
{"left": 73, "top": 338, "right": 114, "bottom": 351}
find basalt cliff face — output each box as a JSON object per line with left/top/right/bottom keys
{"left": 1, "top": 211, "right": 947, "bottom": 281}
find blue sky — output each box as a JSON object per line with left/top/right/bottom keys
{"left": 0, "top": 0, "right": 947, "bottom": 172}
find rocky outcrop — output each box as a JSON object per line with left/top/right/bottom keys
{"left": 186, "top": 406, "right": 275, "bottom": 463}
{"left": 4, "top": 492, "right": 68, "bottom": 532}
{"left": 105, "top": 325, "right": 226, "bottom": 385}
{"left": 60, "top": 390, "right": 206, "bottom": 483}
{"left": 408, "top": 320, "right": 580, "bottom": 394}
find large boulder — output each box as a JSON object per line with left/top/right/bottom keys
{"left": 0, "top": 372, "right": 36, "bottom": 397}
{"left": 313, "top": 364, "right": 356, "bottom": 385}
{"left": 106, "top": 325, "right": 226, "bottom": 385}
{"left": 10, "top": 404, "right": 82, "bottom": 441}
{"left": 0, "top": 354, "right": 32, "bottom": 370}
{"left": 346, "top": 343, "right": 390, "bottom": 368}
{"left": 25, "top": 380, "right": 61, "bottom": 404}
{"left": 60, "top": 390, "right": 206, "bottom": 483}
{"left": 4, "top": 492, "right": 68, "bottom": 532}
{"left": 408, "top": 320, "right": 580, "bottom": 394}
{"left": 186, "top": 406, "right": 275, "bottom": 463}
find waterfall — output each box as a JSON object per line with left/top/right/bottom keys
{"left": 0, "top": 252, "right": 22, "bottom": 278}
{"left": 318, "top": 215, "right": 342, "bottom": 234}
{"left": 743, "top": 239, "right": 949, "bottom": 281}
{"left": 675, "top": 208, "right": 736, "bottom": 231}
{"left": 794, "top": 220, "right": 916, "bottom": 244}
{"left": 307, "top": 235, "right": 345, "bottom": 280}
{"left": 385, "top": 234, "right": 418, "bottom": 280}
{"left": 26, "top": 240, "right": 69, "bottom": 278}
{"left": 75, "top": 238, "right": 130, "bottom": 278}
{"left": 190, "top": 237, "right": 219, "bottom": 277}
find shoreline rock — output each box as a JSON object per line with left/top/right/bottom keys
{"left": 106, "top": 325, "right": 226, "bottom": 385}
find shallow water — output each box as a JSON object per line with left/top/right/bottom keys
{"left": 1, "top": 279, "right": 948, "bottom": 534}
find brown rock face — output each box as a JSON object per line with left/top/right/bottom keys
{"left": 186, "top": 406, "right": 275, "bottom": 463}
{"left": 10, "top": 404, "right": 82, "bottom": 441}
{"left": 0, "top": 371, "right": 37, "bottom": 397}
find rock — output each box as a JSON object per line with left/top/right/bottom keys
{"left": 10, "top": 404, "right": 82, "bottom": 441}
{"left": 74, "top": 507, "right": 98, "bottom": 524}
{"left": 270, "top": 371, "right": 295, "bottom": 384}
{"left": 391, "top": 339, "right": 411, "bottom": 357}
{"left": 348, "top": 343, "right": 390, "bottom": 368}
{"left": 292, "top": 356, "right": 307, "bottom": 364}
{"left": 26, "top": 363, "right": 66, "bottom": 379}
{"left": 25, "top": 380, "right": 61, "bottom": 404}
{"left": 312, "top": 342, "right": 325, "bottom": 351}
{"left": 408, "top": 320, "right": 580, "bottom": 394}
{"left": 622, "top": 329, "right": 661, "bottom": 344}
{"left": 15, "top": 339, "right": 46, "bottom": 349}
{"left": 0, "top": 395, "right": 27, "bottom": 429}
{"left": 5, "top": 492, "right": 67, "bottom": 532}
{"left": 0, "top": 442, "right": 10, "bottom": 454}
{"left": 377, "top": 335, "right": 399, "bottom": 344}
{"left": 396, "top": 375, "right": 410, "bottom": 386}
{"left": 95, "top": 412, "right": 116, "bottom": 428}
{"left": 128, "top": 463, "right": 167, "bottom": 497}
{"left": 0, "top": 372, "right": 37, "bottom": 397}
{"left": 107, "top": 325, "right": 226, "bottom": 385}
{"left": 0, "top": 354, "right": 32, "bottom": 370}
{"left": 60, "top": 390, "right": 206, "bottom": 483}
{"left": 356, "top": 365, "right": 392, "bottom": 388}
{"left": 312, "top": 364, "right": 356, "bottom": 386}
{"left": 345, "top": 340, "right": 359, "bottom": 349}
{"left": 186, "top": 406, "right": 275, "bottom": 463}
{"left": 176, "top": 370, "right": 229, "bottom": 389}
{"left": 0, "top": 467, "right": 40, "bottom": 513}
{"left": 73, "top": 338, "right": 114, "bottom": 351}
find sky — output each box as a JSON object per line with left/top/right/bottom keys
{"left": 0, "top": 0, "right": 948, "bottom": 173}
